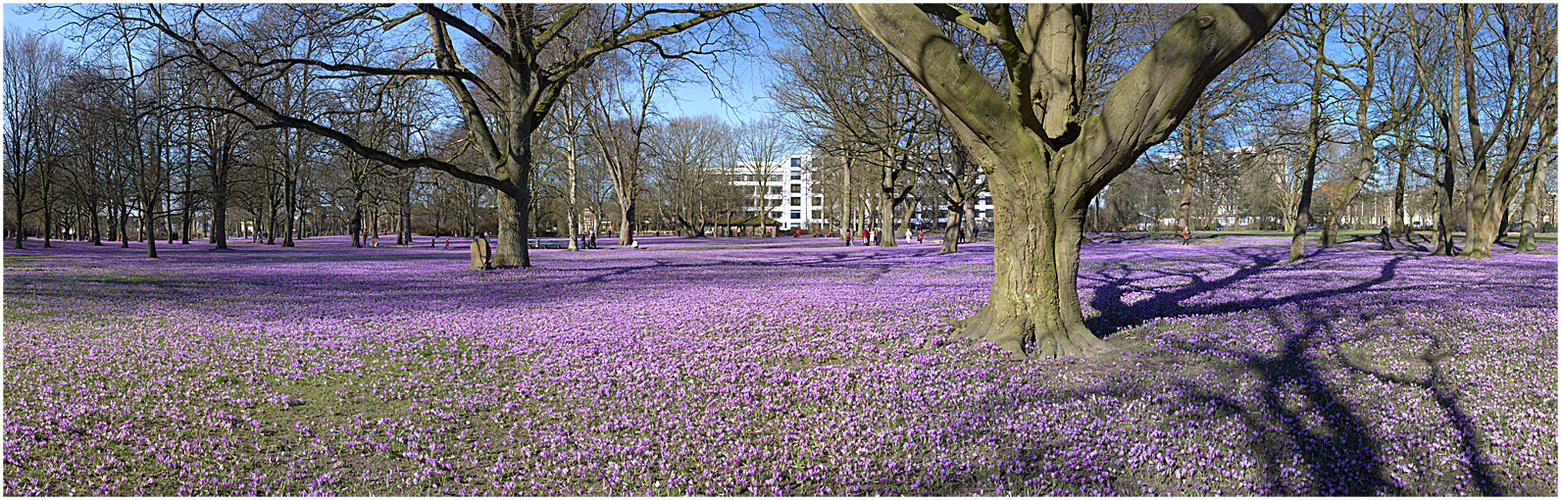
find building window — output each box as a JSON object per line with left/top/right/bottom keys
{"left": 790, "top": 196, "right": 802, "bottom": 206}
{"left": 790, "top": 157, "right": 801, "bottom": 168}
{"left": 790, "top": 169, "right": 802, "bottom": 180}
{"left": 811, "top": 210, "right": 821, "bottom": 220}
{"left": 769, "top": 186, "right": 782, "bottom": 195}
{"left": 813, "top": 196, "right": 822, "bottom": 205}
{"left": 790, "top": 184, "right": 802, "bottom": 193}
{"left": 768, "top": 174, "right": 781, "bottom": 182}
{"left": 790, "top": 210, "right": 801, "bottom": 219}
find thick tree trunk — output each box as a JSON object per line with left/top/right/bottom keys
{"left": 42, "top": 203, "right": 51, "bottom": 248}
{"left": 1517, "top": 158, "right": 1543, "bottom": 251}
{"left": 1289, "top": 152, "right": 1318, "bottom": 261}
{"left": 618, "top": 201, "right": 635, "bottom": 246}
{"left": 144, "top": 199, "right": 157, "bottom": 259}
{"left": 1177, "top": 168, "right": 1194, "bottom": 234}
{"left": 209, "top": 192, "right": 228, "bottom": 249}
{"left": 1463, "top": 215, "right": 1498, "bottom": 259}
{"left": 90, "top": 201, "right": 102, "bottom": 245}
{"left": 940, "top": 205, "right": 963, "bottom": 253}
{"left": 962, "top": 197, "right": 977, "bottom": 242}
{"left": 895, "top": 200, "right": 912, "bottom": 242}
{"left": 1492, "top": 205, "right": 1512, "bottom": 246}
{"left": 877, "top": 187, "right": 896, "bottom": 247}
{"left": 180, "top": 194, "right": 191, "bottom": 245}
{"left": 265, "top": 199, "right": 278, "bottom": 245}
{"left": 165, "top": 190, "right": 175, "bottom": 244}
{"left": 350, "top": 204, "right": 363, "bottom": 248}
{"left": 492, "top": 192, "right": 530, "bottom": 267}
{"left": 118, "top": 202, "right": 130, "bottom": 248}
{"left": 1392, "top": 160, "right": 1407, "bottom": 234}
{"left": 566, "top": 153, "right": 580, "bottom": 251}
{"left": 1431, "top": 159, "right": 1456, "bottom": 256}
{"left": 282, "top": 176, "right": 296, "bottom": 247}
{"left": 107, "top": 204, "right": 117, "bottom": 242}
{"left": 11, "top": 194, "right": 25, "bottom": 250}
{"left": 1462, "top": 165, "right": 1522, "bottom": 260}
{"left": 1319, "top": 213, "right": 1338, "bottom": 248}
{"left": 956, "top": 184, "right": 1107, "bottom": 358}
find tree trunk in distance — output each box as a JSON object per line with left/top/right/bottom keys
{"left": 877, "top": 186, "right": 896, "bottom": 247}
{"left": 210, "top": 192, "right": 228, "bottom": 249}
{"left": 940, "top": 205, "right": 962, "bottom": 253}
{"left": 144, "top": 199, "right": 157, "bottom": 258}
{"left": 1392, "top": 160, "right": 1407, "bottom": 234}
{"left": 618, "top": 200, "right": 635, "bottom": 246}
{"left": 282, "top": 176, "right": 296, "bottom": 247}
{"left": 1517, "top": 157, "right": 1543, "bottom": 251}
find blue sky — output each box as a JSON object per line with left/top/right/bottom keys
{"left": 4, "top": 4, "right": 52, "bottom": 41}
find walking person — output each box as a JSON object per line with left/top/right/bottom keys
{"left": 1179, "top": 226, "right": 1191, "bottom": 245}
{"left": 1379, "top": 224, "right": 1394, "bottom": 250}
{"left": 917, "top": 230, "right": 924, "bottom": 244}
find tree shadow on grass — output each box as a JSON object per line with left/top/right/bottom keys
{"left": 912, "top": 304, "right": 1411, "bottom": 495}
{"left": 1083, "top": 249, "right": 1404, "bottom": 338}
{"left": 1332, "top": 322, "right": 1503, "bottom": 495}
{"left": 1163, "top": 305, "right": 1400, "bottom": 495}
{"left": 1063, "top": 251, "right": 1505, "bottom": 494}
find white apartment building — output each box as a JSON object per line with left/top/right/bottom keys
{"left": 731, "top": 154, "right": 827, "bottom": 230}
{"left": 728, "top": 153, "right": 1000, "bottom": 231}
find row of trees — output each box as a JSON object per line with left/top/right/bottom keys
{"left": 4, "top": 4, "right": 768, "bottom": 263}
{"left": 1073, "top": 4, "right": 1556, "bottom": 260}
{"left": 3, "top": 9, "right": 494, "bottom": 254}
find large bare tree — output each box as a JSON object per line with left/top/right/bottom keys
{"left": 74, "top": 3, "right": 755, "bottom": 267}
{"left": 1455, "top": 4, "right": 1556, "bottom": 258}
{"left": 735, "top": 117, "right": 790, "bottom": 235}
{"left": 849, "top": 4, "right": 1287, "bottom": 358}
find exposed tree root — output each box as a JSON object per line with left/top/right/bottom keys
{"left": 950, "top": 307, "right": 1113, "bottom": 361}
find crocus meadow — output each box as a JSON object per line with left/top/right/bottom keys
{"left": 3, "top": 235, "right": 1555, "bottom": 495}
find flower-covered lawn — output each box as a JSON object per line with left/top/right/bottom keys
{"left": 3, "top": 236, "right": 1555, "bottom": 495}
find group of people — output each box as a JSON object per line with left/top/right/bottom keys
{"left": 845, "top": 228, "right": 928, "bottom": 246}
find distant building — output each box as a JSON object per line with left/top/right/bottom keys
{"left": 730, "top": 153, "right": 1001, "bottom": 232}
{"left": 730, "top": 154, "right": 825, "bottom": 230}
